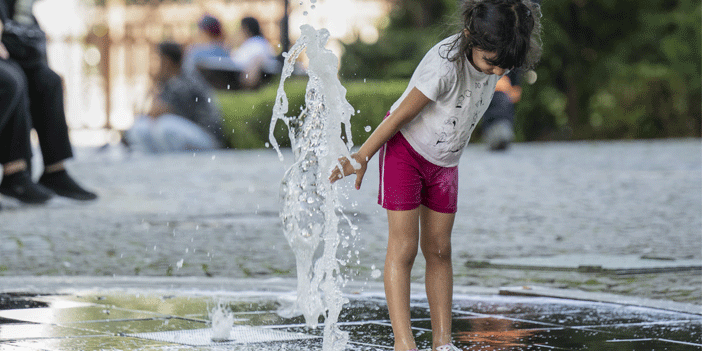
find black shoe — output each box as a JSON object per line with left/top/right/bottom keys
{"left": 0, "top": 171, "right": 54, "bottom": 204}
{"left": 39, "top": 170, "right": 98, "bottom": 201}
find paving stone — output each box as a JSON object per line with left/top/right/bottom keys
{"left": 473, "top": 254, "right": 702, "bottom": 274}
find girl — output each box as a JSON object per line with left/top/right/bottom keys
{"left": 330, "top": 1, "right": 542, "bottom": 350}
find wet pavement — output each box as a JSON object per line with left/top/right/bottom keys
{"left": 0, "top": 278, "right": 701, "bottom": 351}
{"left": 0, "top": 139, "right": 701, "bottom": 349}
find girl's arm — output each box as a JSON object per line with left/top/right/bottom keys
{"left": 330, "top": 87, "right": 431, "bottom": 189}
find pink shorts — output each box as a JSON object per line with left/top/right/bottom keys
{"left": 378, "top": 131, "right": 458, "bottom": 214}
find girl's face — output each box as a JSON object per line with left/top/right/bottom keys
{"left": 470, "top": 48, "right": 507, "bottom": 76}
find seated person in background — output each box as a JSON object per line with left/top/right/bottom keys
{"left": 182, "top": 14, "right": 229, "bottom": 79}
{"left": 231, "top": 16, "right": 277, "bottom": 89}
{"left": 0, "top": 46, "right": 53, "bottom": 204}
{"left": 481, "top": 70, "right": 522, "bottom": 151}
{"left": 1, "top": 2, "right": 97, "bottom": 203}
{"left": 125, "top": 41, "right": 225, "bottom": 153}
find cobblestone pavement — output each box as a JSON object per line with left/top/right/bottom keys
{"left": 1, "top": 139, "right": 700, "bottom": 304}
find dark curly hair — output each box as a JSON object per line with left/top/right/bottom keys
{"left": 442, "top": 0, "right": 542, "bottom": 71}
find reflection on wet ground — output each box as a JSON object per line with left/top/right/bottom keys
{"left": 0, "top": 291, "right": 700, "bottom": 350}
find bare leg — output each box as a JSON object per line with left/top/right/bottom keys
{"left": 420, "top": 205, "right": 456, "bottom": 349}
{"left": 44, "top": 161, "right": 65, "bottom": 174}
{"left": 385, "top": 208, "right": 420, "bottom": 351}
{"left": 2, "top": 159, "right": 27, "bottom": 175}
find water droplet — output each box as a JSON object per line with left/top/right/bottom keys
{"left": 364, "top": 125, "right": 371, "bottom": 132}
{"left": 211, "top": 155, "right": 216, "bottom": 160}
{"left": 303, "top": 11, "right": 308, "bottom": 15}
{"left": 211, "top": 303, "right": 234, "bottom": 341}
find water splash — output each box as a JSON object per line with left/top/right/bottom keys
{"left": 210, "top": 301, "right": 234, "bottom": 342}
{"left": 270, "top": 24, "right": 356, "bottom": 351}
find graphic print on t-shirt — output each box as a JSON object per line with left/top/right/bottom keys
{"left": 392, "top": 34, "right": 500, "bottom": 167}
{"left": 455, "top": 89, "right": 472, "bottom": 109}
{"left": 435, "top": 116, "right": 471, "bottom": 154}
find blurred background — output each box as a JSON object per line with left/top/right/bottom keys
{"left": 33, "top": 0, "right": 701, "bottom": 148}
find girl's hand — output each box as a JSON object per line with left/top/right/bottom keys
{"left": 328, "top": 88, "right": 430, "bottom": 189}
{"left": 329, "top": 153, "right": 367, "bottom": 190}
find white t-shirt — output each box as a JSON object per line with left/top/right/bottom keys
{"left": 231, "top": 36, "right": 276, "bottom": 71}
{"left": 391, "top": 34, "right": 501, "bottom": 167}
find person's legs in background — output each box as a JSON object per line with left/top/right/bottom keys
{"left": 22, "top": 63, "right": 97, "bottom": 201}
{"left": 481, "top": 91, "right": 515, "bottom": 151}
{"left": 153, "top": 114, "right": 221, "bottom": 152}
{"left": 124, "top": 116, "right": 161, "bottom": 153}
{"left": 0, "top": 59, "right": 53, "bottom": 204}
{"left": 124, "top": 114, "right": 220, "bottom": 153}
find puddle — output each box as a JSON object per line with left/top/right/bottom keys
{"left": 0, "top": 324, "right": 101, "bottom": 340}
{"left": 0, "top": 291, "right": 700, "bottom": 350}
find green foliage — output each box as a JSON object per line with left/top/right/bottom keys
{"left": 217, "top": 81, "right": 302, "bottom": 150}
{"left": 517, "top": 0, "right": 701, "bottom": 140}
{"left": 344, "top": 80, "right": 409, "bottom": 145}
{"left": 217, "top": 79, "right": 407, "bottom": 149}
{"left": 339, "top": 0, "right": 458, "bottom": 80}
{"left": 342, "top": 0, "right": 701, "bottom": 141}
{"left": 340, "top": 30, "right": 440, "bottom": 80}
{"left": 217, "top": 0, "right": 700, "bottom": 145}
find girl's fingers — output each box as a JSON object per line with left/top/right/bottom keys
{"left": 354, "top": 168, "right": 365, "bottom": 190}
{"left": 329, "top": 167, "right": 343, "bottom": 183}
{"left": 329, "top": 154, "right": 367, "bottom": 188}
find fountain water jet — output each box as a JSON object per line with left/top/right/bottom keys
{"left": 270, "top": 24, "right": 357, "bottom": 351}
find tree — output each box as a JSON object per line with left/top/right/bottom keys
{"left": 340, "top": 0, "right": 701, "bottom": 140}
{"left": 339, "top": 0, "right": 457, "bottom": 80}
{"left": 519, "top": 0, "right": 700, "bottom": 140}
